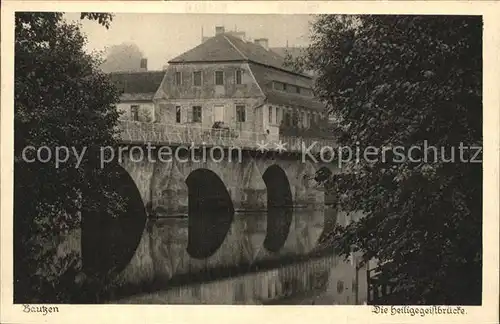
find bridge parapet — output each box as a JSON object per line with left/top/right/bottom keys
{"left": 117, "top": 121, "right": 335, "bottom": 154}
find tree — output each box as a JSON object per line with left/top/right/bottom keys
{"left": 14, "top": 12, "right": 126, "bottom": 303}
{"left": 100, "top": 43, "right": 145, "bottom": 73}
{"left": 293, "top": 15, "right": 482, "bottom": 304}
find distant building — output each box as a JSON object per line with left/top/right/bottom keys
{"left": 153, "top": 26, "right": 326, "bottom": 139}
{"left": 139, "top": 58, "right": 148, "bottom": 72}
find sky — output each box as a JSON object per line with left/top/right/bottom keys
{"left": 64, "top": 13, "right": 314, "bottom": 71}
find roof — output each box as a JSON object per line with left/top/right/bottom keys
{"left": 264, "top": 90, "right": 324, "bottom": 112}
{"left": 170, "top": 34, "right": 243, "bottom": 63}
{"left": 248, "top": 63, "right": 324, "bottom": 112}
{"left": 169, "top": 34, "right": 307, "bottom": 77}
{"left": 249, "top": 63, "right": 312, "bottom": 90}
{"left": 109, "top": 71, "right": 165, "bottom": 100}
{"left": 270, "top": 47, "right": 306, "bottom": 60}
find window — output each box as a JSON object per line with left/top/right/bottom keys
{"left": 283, "top": 83, "right": 288, "bottom": 91}
{"left": 174, "top": 72, "right": 182, "bottom": 85}
{"left": 215, "top": 71, "right": 224, "bottom": 85}
{"left": 235, "top": 70, "right": 242, "bottom": 84}
{"left": 309, "top": 112, "right": 314, "bottom": 126}
{"left": 268, "top": 106, "right": 273, "bottom": 124}
{"left": 192, "top": 106, "right": 202, "bottom": 123}
{"left": 193, "top": 71, "right": 202, "bottom": 86}
{"left": 284, "top": 112, "right": 290, "bottom": 126}
{"left": 296, "top": 110, "right": 302, "bottom": 126}
{"left": 236, "top": 105, "right": 246, "bottom": 122}
{"left": 273, "top": 82, "right": 284, "bottom": 91}
{"left": 214, "top": 105, "right": 225, "bottom": 123}
{"left": 175, "top": 106, "right": 181, "bottom": 123}
{"left": 131, "top": 105, "right": 139, "bottom": 121}
{"left": 276, "top": 107, "right": 280, "bottom": 124}
{"left": 295, "top": 86, "right": 301, "bottom": 94}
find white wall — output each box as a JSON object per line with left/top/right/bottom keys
{"left": 117, "top": 102, "right": 155, "bottom": 122}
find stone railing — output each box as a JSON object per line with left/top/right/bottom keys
{"left": 117, "top": 121, "right": 335, "bottom": 154}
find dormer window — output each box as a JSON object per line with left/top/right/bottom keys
{"left": 273, "top": 82, "right": 284, "bottom": 91}
{"left": 303, "top": 88, "right": 313, "bottom": 97}
{"left": 215, "top": 71, "right": 224, "bottom": 85}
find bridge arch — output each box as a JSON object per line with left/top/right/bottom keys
{"left": 82, "top": 163, "right": 147, "bottom": 278}
{"left": 262, "top": 164, "right": 293, "bottom": 252}
{"left": 185, "top": 168, "right": 234, "bottom": 259}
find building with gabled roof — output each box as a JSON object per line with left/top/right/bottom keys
{"left": 154, "top": 26, "right": 327, "bottom": 139}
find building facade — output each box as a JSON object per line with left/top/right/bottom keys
{"left": 153, "top": 26, "right": 327, "bottom": 141}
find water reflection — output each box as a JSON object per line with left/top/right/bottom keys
{"left": 82, "top": 163, "right": 147, "bottom": 278}
{"left": 185, "top": 169, "right": 234, "bottom": 259}
{"left": 262, "top": 165, "right": 294, "bottom": 253}
{"left": 114, "top": 252, "right": 364, "bottom": 305}
{"left": 118, "top": 209, "right": 325, "bottom": 287}
{"left": 263, "top": 207, "right": 293, "bottom": 252}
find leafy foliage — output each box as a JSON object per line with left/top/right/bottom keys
{"left": 80, "top": 12, "right": 113, "bottom": 29}
{"left": 293, "top": 15, "right": 482, "bottom": 304}
{"left": 14, "top": 12, "right": 124, "bottom": 303}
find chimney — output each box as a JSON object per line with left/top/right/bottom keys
{"left": 215, "top": 26, "right": 225, "bottom": 35}
{"left": 254, "top": 38, "right": 269, "bottom": 50}
{"left": 140, "top": 58, "right": 148, "bottom": 71}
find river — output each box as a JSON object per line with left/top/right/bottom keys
{"left": 104, "top": 207, "right": 367, "bottom": 304}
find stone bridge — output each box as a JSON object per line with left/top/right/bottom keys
{"left": 80, "top": 121, "right": 366, "bottom": 304}
{"left": 115, "top": 121, "right": 339, "bottom": 214}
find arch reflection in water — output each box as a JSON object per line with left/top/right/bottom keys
{"left": 82, "top": 163, "right": 147, "bottom": 278}
{"left": 264, "top": 207, "right": 293, "bottom": 253}
{"left": 185, "top": 169, "right": 234, "bottom": 259}
{"left": 262, "top": 165, "right": 293, "bottom": 253}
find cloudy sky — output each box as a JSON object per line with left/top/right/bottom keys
{"left": 64, "top": 13, "right": 314, "bottom": 70}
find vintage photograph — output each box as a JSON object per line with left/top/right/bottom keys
{"left": 11, "top": 11, "right": 482, "bottom": 306}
